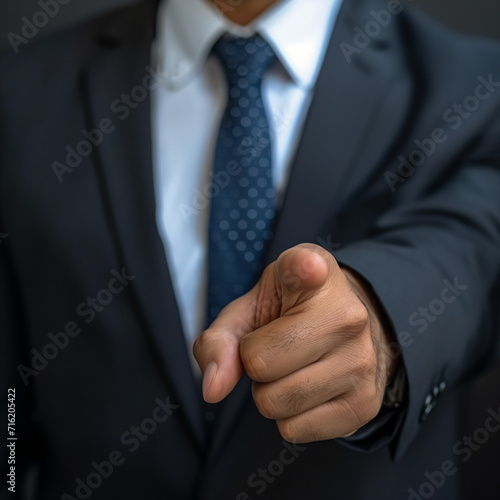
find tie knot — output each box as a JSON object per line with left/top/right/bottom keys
{"left": 212, "top": 35, "right": 276, "bottom": 87}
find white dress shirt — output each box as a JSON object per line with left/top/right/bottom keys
{"left": 151, "top": 0, "right": 344, "bottom": 363}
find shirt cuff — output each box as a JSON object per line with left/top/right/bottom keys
{"left": 336, "top": 404, "right": 407, "bottom": 454}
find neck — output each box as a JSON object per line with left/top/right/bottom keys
{"left": 210, "top": 0, "right": 280, "bottom": 26}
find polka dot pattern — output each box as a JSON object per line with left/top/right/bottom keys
{"left": 206, "top": 35, "right": 277, "bottom": 325}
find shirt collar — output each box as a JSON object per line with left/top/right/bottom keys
{"left": 155, "top": 0, "right": 344, "bottom": 90}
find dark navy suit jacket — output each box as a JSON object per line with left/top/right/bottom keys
{"left": 1, "top": 0, "right": 500, "bottom": 498}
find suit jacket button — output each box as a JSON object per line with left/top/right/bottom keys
{"left": 421, "top": 404, "right": 433, "bottom": 422}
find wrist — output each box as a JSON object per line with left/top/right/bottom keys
{"left": 341, "top": 266, "right": 399, "bottom": 385}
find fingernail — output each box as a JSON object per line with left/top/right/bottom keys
{"left": 202, "top": 361, "right": 218, "bottom": 401}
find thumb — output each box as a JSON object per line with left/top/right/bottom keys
{"left": 193, "top": 293, "right": 257, "bottom": 403}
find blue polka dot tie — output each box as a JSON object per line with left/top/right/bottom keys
{"left": 206, "top": 35, "right": 277, "bottom": 326}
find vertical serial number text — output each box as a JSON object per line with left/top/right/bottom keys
{"left": 7, "top": 389, "right": 16, "bottom": 494}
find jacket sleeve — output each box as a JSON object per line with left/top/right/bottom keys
{"left": 334, "top": 109, "right": 500, "bottom": 460}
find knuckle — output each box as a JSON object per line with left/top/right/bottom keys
{"left": 345, "top": 301, "right": 369, "bottom": 330}
{"left": 240, "top": 341, "right": 267, "bottom": 381}
{"left": 193, "top": 329, "right": 228, "bottom": 362}
{"left": 277, "top": 420, "right": 303, "bottom": 443}
{"left": 253, "top": 386, "right": 279, "bottom": 419}
{"left": 335, "top": 301, "right": 369, "bottom": 336}
{"left": 352, "top": 340, "right": 378, "bottom": 380}
{"left": 192, "top": 332, "right": 207, "bottom": 359}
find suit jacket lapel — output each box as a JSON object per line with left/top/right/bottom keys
{"left": 209, "top": 0, "right": 415, "bottom": 456}
{"left": 269, "top": 0, "right": 415, "bottom": 257}
{"left": 82, "top": 0, "right": 205, "bottom": 448}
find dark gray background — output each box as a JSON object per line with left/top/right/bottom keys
{"left": 1, "top": 0, "right": 500, "bottom": 52}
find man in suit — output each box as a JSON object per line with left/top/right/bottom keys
{"left": 1, "top": 0, "right": 500, "bottom": 498}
